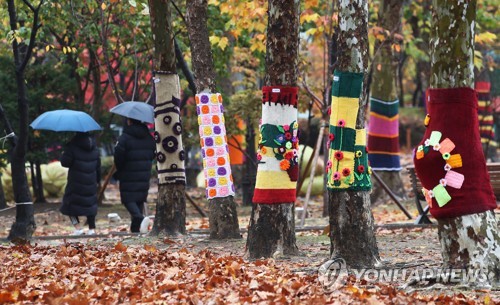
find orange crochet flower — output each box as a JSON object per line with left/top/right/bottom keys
{"left": 261, "top": 147, "right": 267, "bottom": 154}
{"left": 208, "top": 189, "right": 217, "bottom": 197}
{"left": 280, "top": 159, "right": 290, "bottom": 170}
{"left": 212, "top": 116, "right": 220, "bottom": 124}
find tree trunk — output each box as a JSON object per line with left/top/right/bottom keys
{"left": 246, "top": 0, "right": 300, "bottom": 259}
{"left": 429, "top": 0, "right": 499, "bottom": 284}
{"left": 327, "top": 0, "right": 380, "bottom": 268}
{"left": 0, "top": 179, "right": 6, "bottom": 210}
{"left": 186, "top": 0, "right": 240, "bottom": 239}
{"left": 242, "top": 119, "right": 257, "bottom": 206}
{"left": 33, "top": 161, "right": 46, "bottom": 203}
{"left": 148, "top": 0, "right": 186, "bottom": 236}
{"left": 368, "top": 0, "right": 405, "bottom": 203}
{"left": 7, "top": 0, "right": 42, "bottom": 243}
{"left": 409, "top": 0, "right": 431, "bottom": 107}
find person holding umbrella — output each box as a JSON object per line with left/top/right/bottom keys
{"left": 30, "top": 110, "right": 102, "bottom": 236}
{"left": 60, "top": 132, "right": 101, "bottom": 235}
{"left": 111, "top": 102, "right": 156, "bottom": 233}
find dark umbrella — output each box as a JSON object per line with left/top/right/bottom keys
{"left": 110, "top": 101, "right": 154, "bottom": 124}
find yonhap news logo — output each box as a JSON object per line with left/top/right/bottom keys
{"left": 318, "top": 257, "right": 496, "bottom": 291}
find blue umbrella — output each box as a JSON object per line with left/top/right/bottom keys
{"left": 30, "top": 110, "right": 102, "bottom": 132}
{"left": 110, "top": 101, "right": 155, "bottom": 124}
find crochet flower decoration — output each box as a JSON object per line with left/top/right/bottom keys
{"left": 418, "top": 131, "right": 464, "bottom": 208}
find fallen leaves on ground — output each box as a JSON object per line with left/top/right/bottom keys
{"left": 0, "top": 243, "right": 494, "bottom": 304}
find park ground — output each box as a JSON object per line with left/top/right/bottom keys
{"left": 0, "top": 156, "right": 499, "bottom": 304}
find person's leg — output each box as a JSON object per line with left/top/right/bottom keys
{"left": 86, "top": 215, "right": 96, "bottom": 235}
{"left": 123, "top": 202, "right": 144, "bottom": 232}
{"left": 69, "top": 216, "right": 84, "bottom": 235}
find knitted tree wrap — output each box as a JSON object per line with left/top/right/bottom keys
{"left": 413, "top": 87, "right": 497, "bottom": 219}
{"left": 326, "top": 71, "right": 372, "bottom": 191}
{"left": 475, "top": 81, "right": 496, "bottom": 147}
{"left": 153, "top": 74, "right": 186, "bottom": 185}
{"left": 367, "top": 98, "right": 401, "bottom": 171}
{"left": 196, "top": 93, "right": 235, "bottom": 199}
{"left": 253, "top": 86, "right": 299, "bottom": 204}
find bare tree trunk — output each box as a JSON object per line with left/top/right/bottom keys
{"left": 7, "top": 0, "right": 43, "bottom": 243}
{"left": 186, "top": 0, "right": 240, "bottom": 239}
{"left": 246, "top": 0, "right": 300, "bottom": 259}
{"left": 327, "top": 0, "right": 380, "bottom": 268}
{"left": 368, "top": 0, "right": 405, "bottom": 203}
{"left": 428, "top": 0, "right": 499, "bottom": 284}
{"left": 148, "top": 0, "right": 186, "bottom": 236}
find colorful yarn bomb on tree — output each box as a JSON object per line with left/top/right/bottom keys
{"left": 196, "top": 93, "right": 235, "bottom": 199}
{"left": 253, "top": 86, "right": 299, "bottom": 204}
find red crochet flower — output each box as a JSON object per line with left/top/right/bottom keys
{"left": 327, "top": 107, "right": 332, "bottom": 115}
{"left": 329, "top": 133, "right": 335, "bottom": 141}
{"left": 357, "top": 165, "right": 365, "bottom": 173}
{"left": 334, "top": 151, "right": 344, "bottom": 160}
{"left": 342, "top": 168, "right": 351, "bottom": 176}
{"left": 285, "top": 151, "right": 294, "bottom": 160}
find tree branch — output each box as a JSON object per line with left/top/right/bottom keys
{"left": 301, "top": 79, "right": 324, "bottom": 109}
{"left": 19, "top": 0, "right": 44, "bottom": 72}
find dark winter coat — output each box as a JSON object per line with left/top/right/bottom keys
{"left": 114, "top": 123, "right": 155, "bottom": 204}
{"left": 60, "top": 133, "right": 101, "bottom": 216}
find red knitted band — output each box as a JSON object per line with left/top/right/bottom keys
{"left": 367, "top": 136, "right": 399, "bottom": 153}
{"left": 475, "top": 81, "right": 491, "bottom": 93}
{"left": 252, "top": 189, "right": 297, "bottom": 204}
{"left": 262, "top": 86, "right": 298, "bottom": 108}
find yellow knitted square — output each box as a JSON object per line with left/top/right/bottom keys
{"left": 330, "top": 96, "right": 359, "bottom": 129}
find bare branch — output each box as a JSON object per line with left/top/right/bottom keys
{"left": 19, "top": 0, "right": 45, "bottom": 72}
{"left": 301, "top": 79, "right": 324, "bottom": 109}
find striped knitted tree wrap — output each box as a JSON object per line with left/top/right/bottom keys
{"left": 326, "top": 71, "right": 372, "bottom": 191}
{"left": 367, "top": 98, "right": 402, "bottom": 171}
{"left": 476, "top": 81, "right": 496, "bottom": 147}
{"left": 413, "top": 87, "right": 497, "bottom": 219}
{"left": 253, "top": 86, "right": 299, "bottom": 204}
{"left": 196, "top": 93, "right": 235, "bottom": 199}
{"left": 153, "top": 74, "right": 186, "bottom": 185}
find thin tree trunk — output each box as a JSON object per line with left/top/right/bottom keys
{"left": 246, "top": 0, "right": 300, "bottom": 259}
{"left": 7, "top": 0, "right": 43, "bottom": 243}
{"left": 328, "top": 0, "right": 380, "bottom": 268}
{"left": 368, "top": 0, "right": 405, "bottom": 203}
{"left": 186, "top": 0, "right": 240, "bottom": 239}
{"left": 430, "top": 0, "right": 499, "bottom": 284}
{"left": 148, "top": 0, "right": 186, "bottom": 236}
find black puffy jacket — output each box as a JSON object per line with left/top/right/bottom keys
{"left": 114, "top": 123, "right": 155, "bottom": 204}
{"left": 60, "top": 133, "right": 101, "bottom": 216}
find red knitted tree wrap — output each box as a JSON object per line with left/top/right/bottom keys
{"left": 413, "top": 87, "right": 497, "bottom": 219}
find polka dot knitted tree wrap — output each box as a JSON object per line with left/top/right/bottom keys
{"left": 326, "top": 70, "right": 372, "bottom": 191}
{"left": 413, "top": 87, "right": 497, "bottom": 219}
{"left": 253, "top": 86, "right": 299, "bottom": 204}
{"left": 196, "top": 93, "right": 235, "bottom": 199}
{"left": 367, "top": 98, "right": 402, "bottom": 171}
{"left": 153, "top": 74, "right": 186, "bottom": 185}
{"left": 475, "top": 81, "right": 496, "bottom": 147}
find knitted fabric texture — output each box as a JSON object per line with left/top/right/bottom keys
{"left": 196, "top": 93, "right": 235, "bottom": 199}
{"left": 475, "top": 81, "right": 496, "bottom": 147}
{"left": 413, "top": 87, "right": 497, "bottom": 219}
{"left": 367, "top": 97, "right": 402, "bottom": 171}
{"left": 153, "top": 74, "right": 186, "bottom": 185}
{"left": 253, "top": 86, "right": 299, "bottom": 204}
{"left": 326, "top": 70, "right": 372, "bottom": 191}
